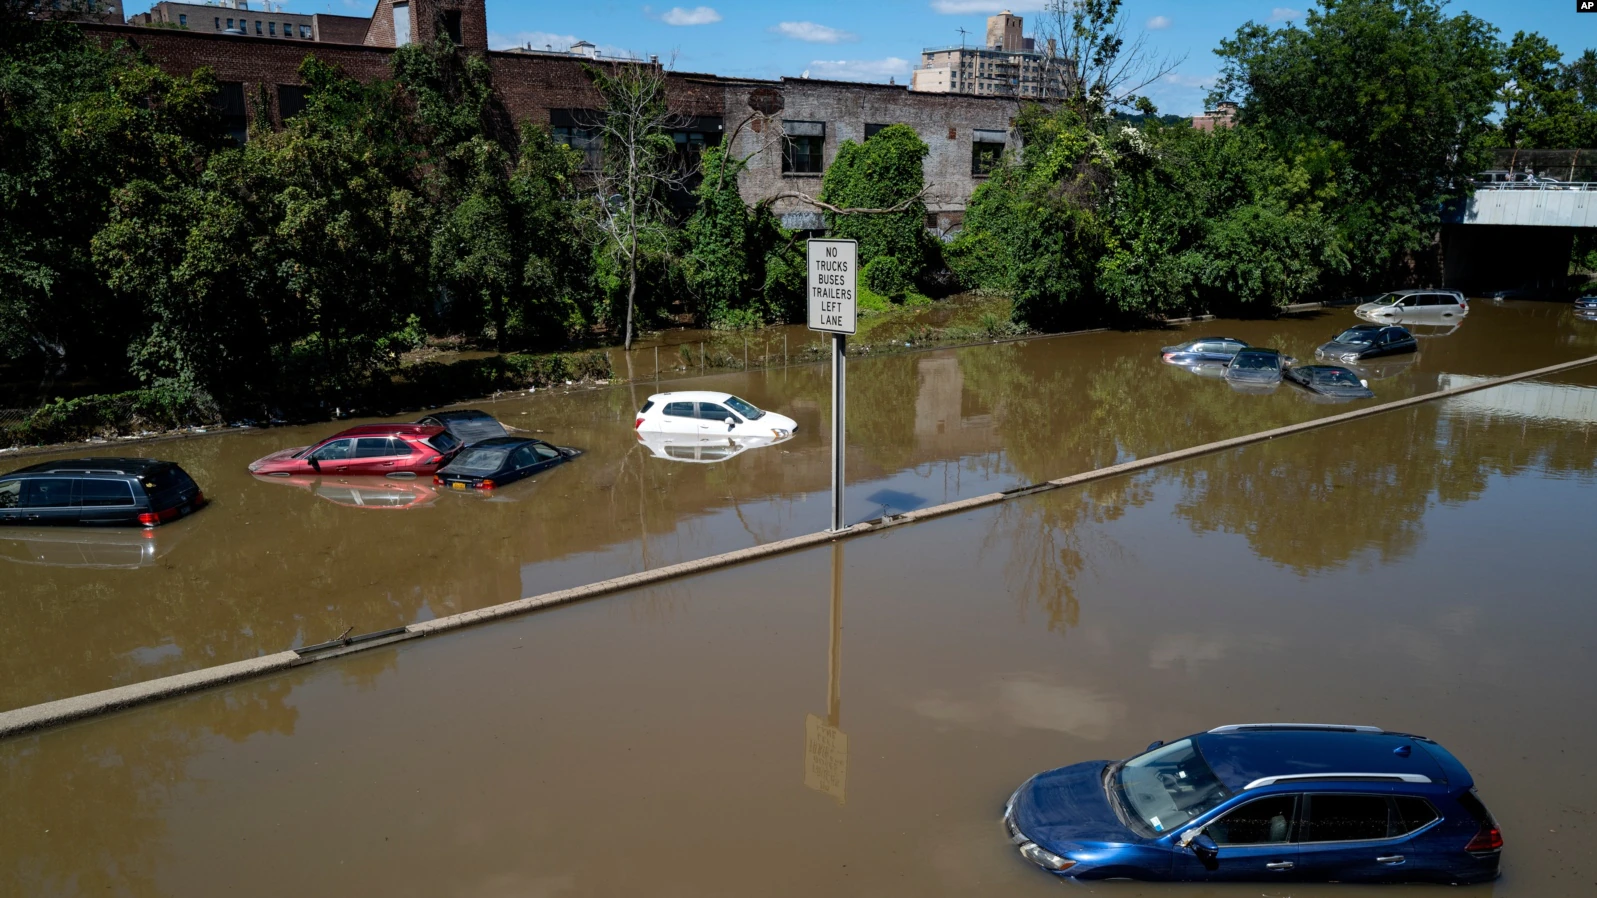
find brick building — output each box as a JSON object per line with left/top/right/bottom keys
{"left": 99, "top": 0, "right": 1020, "bottom": 229}
{"left": 1190, "top": 101, "right": 1238, "bottom": 132}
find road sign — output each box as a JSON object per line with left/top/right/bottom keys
{"left": 807, "top": 239, "right": 857, "bottom": 335}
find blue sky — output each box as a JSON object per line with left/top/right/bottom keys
{"left": 263, "top": 1, "right": 1597, "bottom": 115}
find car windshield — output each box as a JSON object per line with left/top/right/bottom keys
{"left": 1334, "top": 329, "right": 1374, "bottom": 344}
{"left": 1372, "top": 293, "right": 1403, "bottom": 306}
{"left": 446, "top": 448, "right": 509, "bottom": 475}
{"left": 723, "top": 396, "right": 765, "bottom": 420}
{"left": 1117, "top": 739, "right": 1231, "bottom": 834}
{"left": 1314, "top": 368, "right": 1363, "bottom": 386}
{"left": 1230, "top": 353, "right": 1276, "bottom": 370}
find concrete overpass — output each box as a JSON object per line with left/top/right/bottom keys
{"left": 1441, "top": 179, "right": 1597, "bottom": 292}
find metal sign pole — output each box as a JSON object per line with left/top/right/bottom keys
{"left": 831, "top": 333, "right": 846, "bottom": 533}
{"left": 806, "top": 237, "right": 856, "bottom": 534}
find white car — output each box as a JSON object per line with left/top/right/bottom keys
{"left": 1355, "top": 289, "right": 1469, "bottom": 322}
{"left": 634, "top": 391, "right": 797, "bottom": 439}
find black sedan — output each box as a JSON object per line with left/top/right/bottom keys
{"left": 1285, "top": 364, "right": 1375, "bottom": 400}
{"left": 1576, "top": 295, "right": 1597, "bottom": 321}
{"left": 1160, "top": 337, "right": 1249, "bottom": 366}
{"left": 416, "top": 409, "right": 510, "bottom": 446}
{"left": 1315, "top": 324, "right": 1417, "bottom": 362}
{"left": 1222, "top": 348, "right": 1291, "bottom": 390}
{"left": 433, "top": 437, "right": 580, "bottom": 491}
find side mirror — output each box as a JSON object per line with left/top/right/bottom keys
{"left": 1146, "top": 740, "right": 1164, "bottom": 751}
{"left": 725, "top": 417, "right": 736, "bottom": 427}
{"left": 1190, "top": 833, "right": 1219, "bottom": 866}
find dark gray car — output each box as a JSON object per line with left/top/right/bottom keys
{"left": 1285, "top": 364, "right": 1375, "bottom": 400}
{"left": 1223, "top": 348, "right": 1291, "bottom": 391}
{"left": 1315, "top": 325, "right": 1417, "bottom": 362}
{"left": 0, "top": 458, "right": 205, "bottom": 527}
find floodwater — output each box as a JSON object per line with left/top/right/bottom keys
{"left": 1, "top": 301, "right": 1594, "bottom": 714}
{"left": 4, "top": 343, "right": 1597, "bottom": 895}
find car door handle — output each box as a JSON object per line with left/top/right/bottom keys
{"left": 1265, "top": 862, "right": 1294, "bottom": 871}
{"left": 382, "top": 461, "right": 396, "bottom": 466}
{"left": 1376, "top": 855, "right": 1405, "bottom": 865}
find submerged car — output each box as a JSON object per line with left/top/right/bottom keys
{"left": 1356, "top": 290, "right": 1468, "bottom": 322}
{"left": 1160, "top": 337, "right": 1250, "bottom": 366}
{"left": 415, "top": 408, "right": 510, "bottom": 446}
{"left": 1222, "top": 348, "right": 1290, "bottom": 388}
{"left": 1004, "top": 723, "right": 1503, "bottom": 883}
{"left": 635, "top": 391, "right": 797, "bottom": 439}
{"left": 248, "top": 424, "right": 462, "bottom": 477}
{"left": 0, "top": 458, "right": 206, "bottom": 527}
{"left": 434, "top": 436, "right": 580, "bottom": 491}
{"left": 1575, "top": 295, "right": 1597, "bottom": 320}
{"left": 1285, "top": 364, "right": 1374, "bottom": 400}
{"left": 1316, "top": 325, "right": 1417, "bottom": 363}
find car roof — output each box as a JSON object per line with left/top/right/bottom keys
{"left": 1233, "top": 347, "right": 1280, "bottom": 356}
{"left": 4, "top": 457, "right": 171, "bottom": 477}
{"left": 1339, "top": 324, "right": 1383, "bottom": 333}
{"left": 330, "top": 424, "right": 445, "bottom": 438}
{"left": 646, "top": 391, "right": 740, "bottom": 403}
{"left": 465, "top": 436, "right": 544, "bottom": 449}
{"left": 420, "top": 409, "right": 496, "bottom": 423}
{"left": 1193, "top": 726, "right": 1448, "bottom": 792}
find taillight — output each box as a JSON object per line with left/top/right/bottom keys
{"left": 635, "top": 417, "right": 645, "bottom": 429}
{"left": 1162, "top": 353, "right": 1175, "bottom": 360}
{"left": 477, "top": 479, "right": 496, "bottom": 490}
{"left": 137, "top": 506, "right": 180, "bottom": 527}
{"left": 423, "top": 455, "right": 442, "bottom": 466}
{"left": 1465, "top": 824, "right": 1503, "bottom": 853}
{"left": 432, "top": 475, "right": 443, "bottom": 485}
{"left": 192, "top": 491, "right": 206, "bottom": 508}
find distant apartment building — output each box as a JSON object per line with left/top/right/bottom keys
{"left": 126, "top": 1, "right": 370, "bottom": 44}
{"left": 911, "top": 9, "right": 1068, "bottom": 100}
{"left": 1191, "top": 101, "right": 1238, "bottom": 132}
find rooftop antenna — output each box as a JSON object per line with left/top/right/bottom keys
{"left": 956, "top": 26, "right": 969, "bottom": 48}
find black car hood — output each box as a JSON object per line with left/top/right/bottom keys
{"left": 1312, "top": 384, "right": 1375, "bottom": 399}
{"left": 1224, "top": 368, "right": 1281, "bottom": 382}
{"left": 1318, "top": 341, "right": 1369, "bottom": 355}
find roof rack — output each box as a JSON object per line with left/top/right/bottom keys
{"left": 1244, "top": 772, "right": 1432, "bottom": 790}
{"left": 1207, "top": 723, "right": 1384, "bottom": 734}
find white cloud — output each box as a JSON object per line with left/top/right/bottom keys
{"left": 931, "top": 0, "right": 1046, "bottom": 14}
{"left": 772, "top": 21, "right": 858, "bottom": 44}
{"left": 1162, "top": 72, "right": 1214, "bottom": 89}
{"left": 661, "top": 6, "right": 722, "bottom": 26}
{"left": 1146, "top": 15, "right": 1171, "bottom": 30}
{"left": 1270, "top": 7, "right": 1305, "bottom": 21}
{"left": 805, "top": 57, "right": 912, "bottom": 82}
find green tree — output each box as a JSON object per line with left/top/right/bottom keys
{"left": 1212, "top": 0, "right": 1504, "bottom": 283}
{"left": 817, "top": 124, "right": 930, "bottom": 279}
{"left": 683, "top": 145, "right": 802, "bottom": 328}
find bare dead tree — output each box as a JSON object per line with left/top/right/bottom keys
{"left": 582, "top": 58, "right": 690, "bottom": 350}
{"left": 754, "top": 184, "right": 937, "bottom": 216}
{"left": 1036, "top": 0, "right": 1186, "bottom": 122}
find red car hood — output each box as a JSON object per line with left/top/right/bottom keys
{"left": 248, "top": 446, "right": 311, "bottom": 474}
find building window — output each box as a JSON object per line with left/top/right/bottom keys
{"left": 442, "top": 9, "right": 463, "bottom": 45}
{"left": 277, "top": 84, "right": 309, "bottom": 121}
{"left": 269, "top": 22, "right": 275, "bottom": 35}
{"left": 972, "top": 129, "right": 1006, "bottom": 176}
{"left": 214, "top": 81, "right": 249, "bottom": 146}
{"left": 214, "top": 16, "right": 219, "bottom": 29}
{"left": 782, "top": 120, "right": 825, "bottom": 174}
{"left": 392, "top": 1, "right": 411, "bottom": 45}
{"left": 864, "top": 123, "right": 895, "bottom": 140}
{"left": 226, "top": 18, "right": 234, "bottom": 29}
{"left": 299, "top": 24, "right": 310, "bottom": 38}
{"left": 255, "top": 20, "right": 262, "bottom": 34}
{"left": 551, "top": 110, "right": 604, "bottom": 171}
{"left": 178, "top": 13, "right": 185, "bottom": 25}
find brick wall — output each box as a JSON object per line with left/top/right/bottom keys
{"left": 312, "top": 14, "right": 372, "bottom": 46}
{"left": 364, "top": 0, "right": 398, "bottom": 48}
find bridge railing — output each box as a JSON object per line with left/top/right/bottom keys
{"left": 1475, "top": 180, "right": 1597, "bottom": 192}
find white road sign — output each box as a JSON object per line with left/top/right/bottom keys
{"left": 807, "top": 239, "right": 857, "bottom": 335}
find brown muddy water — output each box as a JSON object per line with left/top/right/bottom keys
{"left": 0, "top": 301, "right": 1593, "bottom": 715}
{"left": 4, "top": 347, "right": 1597, "bottom": 895}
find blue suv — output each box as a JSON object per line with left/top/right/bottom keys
{"left": 1004, "top": 723, "right": 1502, "bottom": 883}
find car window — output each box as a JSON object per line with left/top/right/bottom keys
{"left": 1117, "top": 738, "right": 1231, "bottom": 834}
{"left": 1208, "top": 795, "right": 1298, "bottom": 845}
{"left": 426, "top": 432, "right": 460, "bottom": 453}
{"left": 664, "top": 401, "right": 696, "bottom": 418}
{"left": 0, "top": 480, "right": 19, "bottom": 509}
{"left": 1334, "top": 329, "right": 1373, "bottom": 343}
{"left": 1305, "top": 794, "right": 1395, "bottom": 842}
{"left": 639, "top": 400, "right": 655, "bottom": 413}
{"left": 79, "top": 479, "right": 136, "bottom": 507}
{"left": 698, "top": 403, "right": 736, "bottom": 421}
{"left": 1315, "top": 369, "right": 1363, "bottom": 387}
{"left": 1230, "top": 353, "right": 1277, "bottom": 371}
{"left": 310, "top": 439, "right": 355, "bottom": 461}
{"left": 22, "top": 478, "right": 76, "bottom": 508}
{"left": 1393, "top": 797, "right": 1439, "bottom": 834}
{"left": 355, "top": 437, "right": 401, "bottom": 458}
{"left": 449, "top": 448, "right": 509, "bottom": 475}
{"left": 1400, "top": 295, "right": 1419, "bottom": 307}
{"left": 723, "top": 396, "right": 766, "bottom": 420}
{"left": 534, "top": 444, "right": 561, "bottom": 461}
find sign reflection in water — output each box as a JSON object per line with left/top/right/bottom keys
{"left": 804, "top": 542, "right": 847, "bottom": 804}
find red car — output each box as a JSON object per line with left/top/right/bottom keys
{"left": 247, "top": 424, "right": 462, "bottom": 477}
